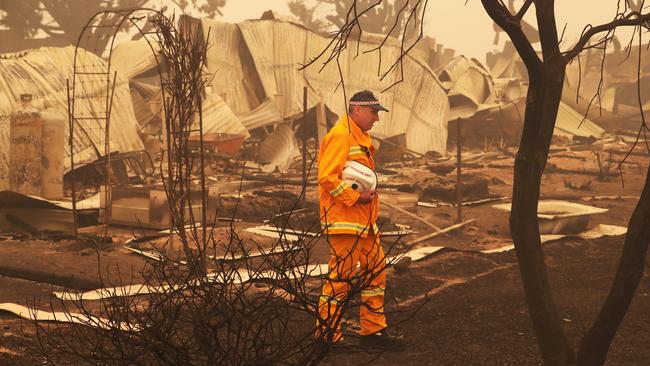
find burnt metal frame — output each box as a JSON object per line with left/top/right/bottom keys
{"left": 67, "top": 9, "right": 208, "bottom": 248}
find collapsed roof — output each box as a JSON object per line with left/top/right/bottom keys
{"left": 111, "top": 39, "right": 251, "bottom": 139}
{"left": 230, "top": 17, "right": 450, "bottom": 155}
{"left": 113, "top": 15, "right": 451, "bottom": 156}
{"left": 0, "top": 46, "right": 143, "bottom": 171}
{"left": 437, "top": 56, "right": 496, "bottom": 120}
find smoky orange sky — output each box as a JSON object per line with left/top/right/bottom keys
{"left": 220, "top": 1, "right": 640, "bottom": 62}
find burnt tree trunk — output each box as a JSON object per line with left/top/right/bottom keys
{"left": 482, "top": 0, "right": 576, "bottom": 363}
{"left": 577, "top": 164, "right": 650, "bottom": 365}
{"left": 481, "top": 0, "right": 650, "bottom": 364}
{"left": 510, "top": 60, "right": 574, "bottom": 365}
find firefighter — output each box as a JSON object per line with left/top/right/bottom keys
{"left": 317, "top": 90, "right": 402, "bottom": 348}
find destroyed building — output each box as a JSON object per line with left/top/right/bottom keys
{"left": 0, "top": 12, "right": 630, "bottom": 232}
{"left": 1, "top": 6, "right": 649, "bottom": 366}
{"left": 112, "top": 14, "right": 450, "bottom": 168}
{"left": 0, "top": 46, "right": 143, "bottom": 197}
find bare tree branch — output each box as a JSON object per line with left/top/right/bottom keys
{"left": 299, "top": 0, "right": 430, "bottom": 98}
{"left": 564, "top": 10, "right": 650, "bottom": 62}
{"left": 515, "top": 0, "right": 534, "bottom": 20}
{"left": 481, "top": 0, "right": 542, "bottom": 72}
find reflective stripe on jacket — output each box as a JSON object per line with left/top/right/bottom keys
{"left": 318, "top": 115, "right": 379, "bottom": 237}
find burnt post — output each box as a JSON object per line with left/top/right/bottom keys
{"left": 302, "top": 86, "right": 308, "bottom": 202}
{"left": 456, "top": 118, "right": 462, "bottom": 223}
{"left": 66, "top": 80, "right": 78, "bottom": 236}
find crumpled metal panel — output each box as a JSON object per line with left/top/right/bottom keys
{"left": 0, "top": 46, "right": 143, "bottom": 171}
{"left": 438, "top": 56, "right": 496, "bottom": 120}
{"left": 258, "top": 123, "right": 299, "bottom": 173}
{"left": 201, "top": 94, "right": 250, "bottom": 137}
{"left": 554, "top": 101, "right": 605, "bottom": 138}
{"left": 238, "top": 98, "right": 283, "bottom": 131}
{"left": 201, "top": 18, "right": 265, "bottom": 116}
{"left": 111, "top": 39, "right": 159, "bottom": 80}
{"left": 237, "top": 19, "right": 450, "bottom": 155}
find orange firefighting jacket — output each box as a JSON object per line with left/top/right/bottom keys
{"left": 318, "top": 115, "right": 379, "bottom": 237}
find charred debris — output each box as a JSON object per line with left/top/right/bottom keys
{"left": 0, "top": 10, "right": 641, "bottom": 297}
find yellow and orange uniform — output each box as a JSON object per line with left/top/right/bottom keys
{"left": 317, "top": 115, "right": 387, "bottom": 341}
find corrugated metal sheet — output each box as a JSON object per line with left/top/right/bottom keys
{"left": 486, "top": 45, "right": 527, "bottom": 80}
{"left": 406, "top": 66, "right": 450, "bottom": 154}
{"left": 489, "top": 55, "right": 513, "bottom": 79}
{"left": 0, "top": 46, "right": 143, "bottom": 171}
{"left": 109, "top": 23, "right": 252, "bottom": 139}
{"left": 0, "top": 119, "right": 8, "bottom": 188}
{"left": 107, "top": 16, "right": 450, "bottom": 155}
{"left": 237, "top": 20, "right": 450, "bottom": 155}
{"left": 111, "top": 40, "right": 159, "bottom": 80}
{"left": 554, "top": 101, "right": 605, "bottom": 138}
{"left": 201, "top": 94, "right": 250, "bottom": 137}
{"left": 130, "top": 88, "right": 157, "bottom": 131}
{"left": 258, "top": 123, "right": 299, "bottom": 173}
{"left": 438, "top": 56, "right": 496, "bottom": 120}
{"left": 239, "top": 98, "right": 283, "bottom": 131}
{"left": 201, "top": 18, "right": 265, "bottom": 115}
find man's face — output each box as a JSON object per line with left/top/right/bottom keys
{"left": 351, "top": 106, "right": 380, "bottom": 132}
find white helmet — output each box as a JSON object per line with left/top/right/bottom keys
{"left": 341, "top": 160, "right": 377, "bottom": 193}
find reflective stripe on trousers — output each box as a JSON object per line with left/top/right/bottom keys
{"left": 317, "top": 232, "right": 387, "bottom": 339}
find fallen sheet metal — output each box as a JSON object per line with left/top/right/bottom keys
{"left": 494, "top": 78, "right": 526, "bottom": 102}
{"left": 53, "top": 282, "right": 177, "bottom": 301}
{"left": 486, "top": 42, "right": 527, "bottom": 80}
{"left": 244, "top": 227, "right": 301, "bottom": 242}
{"left": 111, "top": 39, "right": 159, "bottom": 80}
{"left": 438, "top": 56, "right": 496, "bottom": 120}
{"left": 54, "top": 264, "right": 329, "bottom": 301}
{"left": 237, "top": 18, "right": 450, "bottom": 155}
{"left": 388, "top": 246, "right": 445, "bottom": 264}
{"left": 578, "top": 224, "right": 627, "bottom": 239}
{"left": 482, "top": 224, "right": 628, "bottom": 253}
{"left": 0, "top": 47, "right": 143, "bottom": 172}
{"left": 200, "top": 93, "right": 250, "bottom": 138}
{"left": 124, "top": 246, "right": 162, "bottom": 261}
{"left": 212, "top": 245, "right": 300, "bottom": 262}
{"left": 255, "top": 225, "right": 320, "bottom": 237}
{"left": 256, "top": 263, "right": 328, "bottom": 281}
{"left": 258, "top": 123, "right": 299, "bottom": 173}
{"left": 239, "top": 98, "right": 285, "bottom": 131}
{"left": 380, "top": 230, "right": 417, "bottom": 237}
{"left": 481, "top": 244, "right": 514, "bottom": 254}
{"left": 493, "top": 200, "right": 609, "bottom": 220}
{"left": 554, "top": 101, "right": 605, "bottom": 139}
{"left": 0, "top": 190, "right": 99, "bottom": 210}
{"left": 127, "top": 235, "right": 303, "bottom": 263}
{"left": 0, "top": 303, "right": 138, "bottom": 331}
{"left": 0, "top": 191, "right": 99, "bottom": 232}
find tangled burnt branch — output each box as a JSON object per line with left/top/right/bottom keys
{"left": 31, "top": 200, "right": 405, "bottom": 364}
{"left": 154, "top": 13, "right": 211, "bottom": 274}
{"left": 481, "top": 0, "right": 650, "bottom": 364}
{"left": 299, "top": 0, "right": 430, "bottom": 100}
{"left": 562, "top": 1, "right": 650, "bottom": 177}
{"left": 30, "top": 11, "right": 412, "bottom": 365}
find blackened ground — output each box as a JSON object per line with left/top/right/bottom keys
{"left": 323, "top": 236, "right": 650, "bottom": 365}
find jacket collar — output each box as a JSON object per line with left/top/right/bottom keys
{"left": 341, "top": 115, "right": 372, "bottom": 148}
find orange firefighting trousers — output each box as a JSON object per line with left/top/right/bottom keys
{"left": 318, "top": 232, "right": 387, "bottom": 341}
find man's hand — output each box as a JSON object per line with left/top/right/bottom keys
{"left": 357, "top": 190, "right": 376, "bottom": 204}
